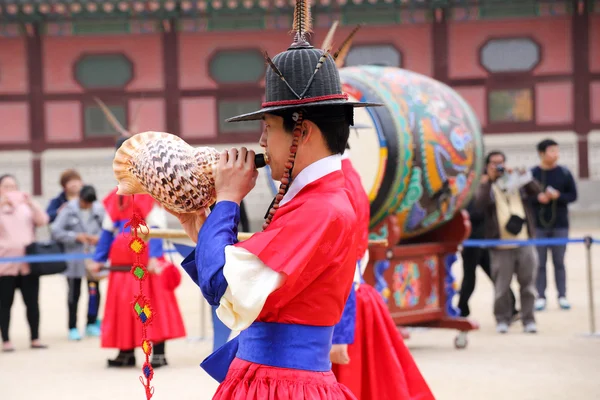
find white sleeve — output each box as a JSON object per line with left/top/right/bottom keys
{"left": 216, "top": 245, "right": 285, "bottom": 332}
{"left": 360, "top": 248, "right": 369, "bottom": 276}
{"left": 101, "top": 214, "right": 114, "bottom": 231}
{"left": 353, "top": 248, "right": 370, "bottom": 284}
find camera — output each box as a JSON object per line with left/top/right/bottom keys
{"left": 495, "top": 165, "right": 505, "bottom": 174}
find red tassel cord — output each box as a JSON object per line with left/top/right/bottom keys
{"left": 124, "top": 197, "right": 155, "bottom": 399}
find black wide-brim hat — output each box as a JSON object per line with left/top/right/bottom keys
{"left": 226, "top": 40, "right": 381, "bottom": 123}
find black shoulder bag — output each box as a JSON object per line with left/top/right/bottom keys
{"left": 26, "top": 225, "right": 67, "bottom": 277}
{"left": 499, "top": 189, "right": 526, "bottom": 236}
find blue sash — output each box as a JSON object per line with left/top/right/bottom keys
{"left": 200, "top": 322, "right": 334, "bottom": 383}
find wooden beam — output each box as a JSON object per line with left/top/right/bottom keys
{"left": 143, "top": 228, "right": 389, "bottom": 247}
{"left": 572, "top": 0, "right": 590, "bottom": 179}
{"left": 432, "top": 7, "right": 448, "bottom": 83}
{"left": 26, "top": 23, "right": 45, "bottom": 195}
{"left": 163, "top": 18, "right": 181, "bottom": 135}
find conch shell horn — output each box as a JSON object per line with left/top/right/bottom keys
{"left": 113, "top": 132, "right": 266, "bottom": 214}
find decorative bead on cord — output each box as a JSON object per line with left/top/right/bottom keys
{"left": 262, "top": 111, "right": 303, "bottom": 231}
{"left": 124, "top": 195, "right": 155, "bottom": 399}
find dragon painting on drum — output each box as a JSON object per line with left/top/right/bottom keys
{"left": 340, "top": 65, "right": 484, "bottom": 240}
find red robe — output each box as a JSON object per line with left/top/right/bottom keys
{"left": 95, "top": 189, "right": 186, "bottom": 350}
{"left": 331, "top": 158, "right": 435, "bottom": 400}
{"left": 213, "top": 169, "right": 358, "bottom": 399}
{"left": 341, "top": 159, "right": 370, "bottom": 259}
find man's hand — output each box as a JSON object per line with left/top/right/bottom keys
{"left": 330, "top": 344, "right": 350, "bottom": 365}
{"left": 3, "top": 191, "right": 25, "bottom": 207}
{"left": 87, "top": 235, "right": 99, "bottom": 246}
{"left": 76, "top": 233, "right": 89, "bottom": 244}
{"left": 22, "top": 192, "right": 34, "bottom": 206}
{"left": 0, "top": 195, "right": 11, "bottom": 207}
{"left": 537, "top": 193, "right": 550, "bottom": 204}
{"left": 87, "top": 261, "right": 104, "bottom": 274}
{"left": 215, "top": 148, "right": 259, "bottom": 204}
{"left": 546, "top": 187, "right": 560, "bottom": 200}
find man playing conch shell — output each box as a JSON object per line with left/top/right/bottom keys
{"left": 168, "top": 0, "right": 381, "bottom": 398}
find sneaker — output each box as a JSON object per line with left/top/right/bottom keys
{"left": 86, "top": 323, "right": 101, "bottom": 337}
{"left": 2, "top": 342, "right": 15, "bottom": 352}
{"left": 107, "top": 352, "right": 136, "bottom": 368}
{"left": 496, "top": 322, "right": 509, "bottom": 334}
{"left": 68, "top": 328, "right": 82, "bottom": 341}
{"left": 558, "top": 297, "right": 571, "bottom": 310}
{"left": 524, "top": 322, "right": 537, "bottom": 334}
{"left": 151, "top": 354, "right": 169, "bottom": 368}
{"left": 535, "top": 298, "right": 546, "bottom": 311}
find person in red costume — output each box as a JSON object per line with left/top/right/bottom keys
{"left": 330, "top": 146, "right": 435, "bottom": 400}
{"left": 169, "top": 1, "right": 383, "bottom": 397}
{"left": 89, "top": 137, "right": 186, "bottom": 368}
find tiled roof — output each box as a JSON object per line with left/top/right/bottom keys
{"left": 0, "top": 0, "right": 577, "bottom": 22}
{"left": 0, "top": 0, "right": 433, "bottom": 20}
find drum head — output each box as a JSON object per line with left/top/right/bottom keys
{"left": 346, "top": 92, "right": 385, "bottom": 202}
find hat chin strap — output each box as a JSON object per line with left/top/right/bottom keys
{"left": 262, "top": 111, "right": 303, "bottom": 230}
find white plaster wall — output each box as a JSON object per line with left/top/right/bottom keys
{"left": 42, "top": 148, "right": 116, "bottom": 205}
{"left": 4, "top": 131, "right": 598, "bottom": 232}
{"left": 588, "top": 130, "right": 600, "bottom": 180}
{"left": 0, "top": 150, "right": 34, "bottom": 194}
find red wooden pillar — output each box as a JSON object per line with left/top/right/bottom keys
{"left": 162, "top": 19, "right": 181, "bottom": 135}
{"left": 432, "top": 7, "right": 448, "bottom": 83}
{"left": 26, "top": 23, "right": 45, "bottom": 195}
{"left": 572, "top": 0, "right": 590, "bottom": 178}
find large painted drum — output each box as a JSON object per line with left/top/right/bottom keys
{"left": 266, "top": 66, "right": 484, "bottom": 240}
{"left": 340, "top": 66, "right": 484, "bottom": 239}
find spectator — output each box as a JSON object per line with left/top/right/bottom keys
{"left": 531, "top": 139, "right": 578, "bottom": 311}
{"left": 0, "top": 174, "right": 49, "bottom": 352}
{"left": 51, "top": 185, "right": 105, "bottom": 341}
{"left": 46, "top": 169, "right": 83, "bottom": 223}
{"left": 458, "top": 198, "right": 518, "bottom": 321}
{"left": 474, "top": 151, "right": 542, "bottom": 334}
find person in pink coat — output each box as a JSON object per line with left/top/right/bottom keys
{"left": 0, "top": 174, "right": 49, "bottom": 352}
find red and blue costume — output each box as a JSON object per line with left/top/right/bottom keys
{"left": 182, "top": 156, "right": 359, "bottom": 399}
{"left": 93, "top": 189, "right": 186, "bottom": 363}
{"left": 331, "top": 155, "right": 435, "bottom": 400}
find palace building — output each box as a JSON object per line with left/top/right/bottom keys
{"left": 0, "top": 0, "right": 599, "bottom": 227}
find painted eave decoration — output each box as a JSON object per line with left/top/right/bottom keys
{"left": 0, "top": 0, "right": 428, "bottom": 20}
{"left": 0, "top": 0, "right": 589, "bottom": 23}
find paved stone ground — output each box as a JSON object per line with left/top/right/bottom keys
{"left": 1, "top": 229, "right": 600, "bottom": 400}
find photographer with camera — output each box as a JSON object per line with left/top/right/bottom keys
{"left": 474, "top": 151, "right": 543, "bottom": 334}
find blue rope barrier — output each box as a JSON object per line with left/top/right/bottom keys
{"left": 0, "top": 248, "right": 178, "bottom": 264}
{"left": 0, "top": 238, "right": 596, "bottom": 264}
{"left": 463, "top": 237, "right": 591, "bottom": 248}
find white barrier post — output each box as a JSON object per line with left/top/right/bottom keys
{"left": 200, "top": 297, "right": 207, "bottom": 339}
{"left": 584, "top": 236, "right": 599, "bottom": 337}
